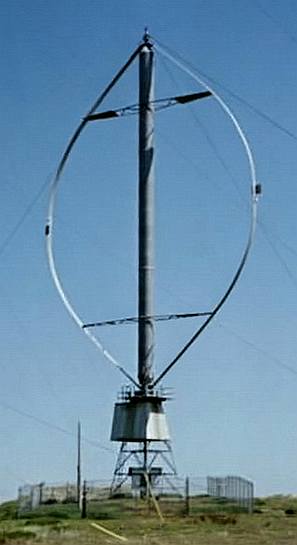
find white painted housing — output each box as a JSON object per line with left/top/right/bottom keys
{"left": 111, "top": 398, "right": 170, "bottom": 442}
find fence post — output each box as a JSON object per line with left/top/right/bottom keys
{"left": 81, "top": 480, "right": 87, "bottom": 519}
{"left": 248, "top": 481, "right": 254, "bottom": 514}
{"left": 38, "top": 482, "right": 44, "bottom": 507}
{"left": 185, "top": 476, "right": 190, "bottom": 516}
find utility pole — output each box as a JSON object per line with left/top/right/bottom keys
{"left": 77, "top": 420, "right": 81, "bottom": 506}
{"left": 138, "top": 31, "right": 155, "bottom": 393}
{"left": 185, "top": 476, "right": 190, "bottom": 515}
{"left": 81, "top": 480, "right": 87, "bottom": 519}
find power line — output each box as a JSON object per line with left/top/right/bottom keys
{"left": 0, "top": 400, "right": 113, "bottom": 453}
{"left": 152, "top": 41, "right": 259, "bottom": 387}
{"left": 0, "top": 175, "right": 50, "bottom": 258}
{"left": 152, "top": 37, "right": 297, "bottom": 143}
{"left": 145, "top": 90, "right": 297, "bottom": 381}
{"left": 141, "top": 51, "right": 297, "bottom": 386}
{"left": 218, "top": 323, "right": 297, "bottom": 379}
{"left": 159, "top": 54, "right": 297, "bottom": 300}
{"left": 258, "top": 220, "right": 297, "bottom": 291}
{"left": 262, "top": 226, "right": 297, "bottom": 260}
{"left": 254, "top": 1, "right": 297, "bottom": 45}
{"left": 158, "top": 54, "right": 246, "bottom": 203}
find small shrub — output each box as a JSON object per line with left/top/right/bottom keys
{"left": 92, "top": 512, "right": 117, "bottom": 520}
{"left": 24, "top": 517, "right": 62, "bottom": 526}
{"left": 44, "top": 510, "right": 70, "bottom": 519}
{"left": 61, "top": 497, "right": 76, "bottom": 504}
{"left": 254, "top": 498, "right": 266, "bottom": 506}
{"left": 3, "top": 530, "right": 36, "bottom": 541}
{"left": 285, "top": 508, "right": 297, "bottom": 516}
{"left": 0, "top": 501, "right": 18, "bottom": 521}
{"left": 199, "top": 513, "right": 237, "bottom": 525}
{"left": 42, "top": 498, "right": 57, "bottom": 505}
{"left": 109, "top": 493, "right": 126, "bottom": 499}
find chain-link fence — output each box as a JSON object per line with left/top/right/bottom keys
{"left": 207, "top": 475, "right": 254, "bottom": 513}
{"left": 18, "top": 484, "right": 42, "bottom": 514}
{"left": 17, "top": 481, "right": 77, "bottom": 515}
{"left": 17, "top": 474, "right": 254, "bottom": 517}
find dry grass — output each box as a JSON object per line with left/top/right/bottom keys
{"left": 1, "top": 496, "right": 297, "bottom": 544}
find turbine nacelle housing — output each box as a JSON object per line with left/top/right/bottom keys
{"left": 111, "top": 392, "right": 170, "bottom": 442}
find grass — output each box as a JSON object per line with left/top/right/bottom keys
{"left": 0, "top": 495, "right": 297, "bottom": 543}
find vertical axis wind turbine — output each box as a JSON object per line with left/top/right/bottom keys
{"left": 46, "top": 30, "right": 259, "bottom": 497}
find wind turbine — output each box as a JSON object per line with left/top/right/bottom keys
{"left": 46, "top": 31, "right": 260, "bottom": 497}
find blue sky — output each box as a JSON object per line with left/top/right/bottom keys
{"left": 1, "top": 0, "right": 297, "bottom": 500}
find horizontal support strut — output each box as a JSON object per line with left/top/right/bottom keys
{"left": 85, "top": 91, "right": 212, "bottom": 122}
{"left": 83, "top": 311, "right": 213, "bottom": 328}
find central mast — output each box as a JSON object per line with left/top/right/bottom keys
{"left": 110, "top": 35, "right": 174, "bottom": 495}
{"left": 138, "top": 35, "right": 155, "bottom": 392}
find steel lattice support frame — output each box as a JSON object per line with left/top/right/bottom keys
{"left": 110, "top": 440, "right": 177, "bottom": 497}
